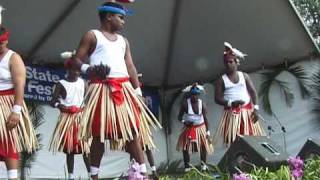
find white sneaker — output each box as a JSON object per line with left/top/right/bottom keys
{"left": 184, "top": 167, "right": 191, "bottom": 172}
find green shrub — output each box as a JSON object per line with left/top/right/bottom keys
{"left": 303, "top": 156, "right": 320, "bottom": 180}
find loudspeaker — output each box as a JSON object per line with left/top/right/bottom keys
{"left": 218, "top": 135, "right": 289, "bottom": 173}
{"left": 298, "top": 138, "right": 320, "bottom": 160}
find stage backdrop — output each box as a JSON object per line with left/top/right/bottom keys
{"left": 0, "top": 65, "right": 165, "bottom": 179}
{"left": 24, "top": 65, "right": 161, "bottom": 117}
{"left": 167, "top": 61, "right": 320, "bottom": 169}
{"left": 0, "top": 61, "right": 319, "bottom": 178}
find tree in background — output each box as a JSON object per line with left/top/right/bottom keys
{"left": 19, "top": 101, "right": 44, "bottom": 180}
{"left": 292, "top": 0, "right": 320, "bottom": 45}
{"left": 292, "top": 0, "right": 320, "bottom": 124}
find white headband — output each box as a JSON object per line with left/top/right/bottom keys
{"left": 60, "top": 50, "right": 76, "bottom": 59}
{"left": 182, "top": 84, "right": 205, "bottom": 93}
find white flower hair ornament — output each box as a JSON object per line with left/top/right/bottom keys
{"left": 224, "top": 42, "right": 248, "bottom": 64}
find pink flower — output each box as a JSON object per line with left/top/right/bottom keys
{"left": 288, "top": 156, "right": 304, "bottom": 179}
{"left": 128, "top": 161, "right": 144, "bottom": 180}
{"left": 233, "top": 172, "right": 250, "bottom": 180}
{"left": 292, "top": 169, "right": 303, "bottom": 178}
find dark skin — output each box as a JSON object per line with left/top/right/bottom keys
{"left": 178, "top": 94, "right": 209, "bottom": 130}
{"left": 128, "top": 147, "right": 158, "bottom": 178}
{"left": 214, "top": 56, "right": 259, "bottom": 122}
{"left": 124, "top": 75, "right": 159, "bottom": 178}
{"left": 178, "top": 94, "right": 209, "bottom": 168}
{"left": 50, "top": 67, "right": 90, "bottom": 175}
{"left": 0, "top": 39, "right": 27, "bottom": 179}
{"left": 74, "top": 13, "right": 140, "bottom": 88}
{"left": 50, "top": 67, "right": 79, "bottom": 109}
{"left": 138, "top": 78, "right": 158, "bottom": 178}
{"left": 74, "top": 11, "right": 142, "bottom": 179}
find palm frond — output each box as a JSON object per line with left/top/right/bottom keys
{"left": 259, "top": 62, "right": 310, "bottom": 115}
{"left": 273, "top": 79, "right": 294, "bottom": 107}
{"left": 25, "top": 101, "right": 45, "bottom": 129}
{"left": 259, "top": 78, "right": 274, "bottom": 115}
{"left": 259, "top": 69, "right": 285, "bottom": 115}
{"left": 310, "top": 66, "right": 320, "bottom": 96}
{"left": 310, "top": 65, "right": 320, "bottom": 121}
{"left": 20, "top": 101, "right": 45, "bottom": 179}
{"left": 287, "top": 65, "right": 311, "bottom": 98}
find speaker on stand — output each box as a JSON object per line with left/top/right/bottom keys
{"left": 218, "top": 135, "right": 289, "bottom": 174}
{"left": 298, "top": 138, "right": 320, "bottom": 160}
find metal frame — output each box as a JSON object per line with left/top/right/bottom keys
{"left": 26, "top": 0, "right": 81, "bottom": 62}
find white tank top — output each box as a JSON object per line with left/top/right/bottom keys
{"left": 222, "top": 71, "right": 251, "bottom": 104}
{"left": 0, "top": 50, "right": 14, "bottom": 90}
{"left": 89, "top": 30, "right": 129, "bottom": 78}
{"left": 183, "top": 98, "right": 204, "bottom": 125}
{"left": 58, "top": 78, "right": 85, "bottom": 108}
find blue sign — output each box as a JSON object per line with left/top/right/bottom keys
{"left": 25, "top": 66, "right": 66, "bottom": 102}
{"left": 24, "top": 66, "right": 160, "bottom": 116}
{"left": 143, "top": 88, "right": 160, "bottom": 117}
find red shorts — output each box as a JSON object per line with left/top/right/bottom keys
{"left": 0, "top": 89, "right": 19, "bottom": 160}
{"left": 63, "top": 120, "right": 82, "bottom": 154}
{"left": 0, "top": 140, "right": 19, "bottom": 160}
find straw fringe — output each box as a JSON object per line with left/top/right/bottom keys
{"left": 80, "top": 81, "right": 161, "bottom": 150}
{"left": 0, "top": 95, "right": 37, "bottom": 153}
{"left": 80, "top": 84, "right": 101, "bottom": 141}
{"left": 113, "top": 110, "right": 159, "bottom": 151}
{"left": 214, "top": 108, "right": 265, "bottom": 147}
{"left": 49, "top": 112, "right": 91, "bottom": 154}
{"left": 176, "top": 124, "right": 214, "bottom": 154}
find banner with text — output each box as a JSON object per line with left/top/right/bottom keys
{"left": 24, "top": 66, "right": 160, "bottom": 116}
{"left": 25, "top": 66, "right": 65, "bottom": 102}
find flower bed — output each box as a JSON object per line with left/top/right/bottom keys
{"left": 158, "top": 156, "right": 320, "bottom": 180}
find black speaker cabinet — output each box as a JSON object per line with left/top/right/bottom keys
{"left": 218, "top": 135, "right": 289, "bottom": 173}
{"left": 298, "top": 138, "right": 320, "bottom": 160}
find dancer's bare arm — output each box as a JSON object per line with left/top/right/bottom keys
{"left": 202, "top": 103, "right": 209, "bottom": 131}
{"left": 124, "top": 38, "right": 140, "bottom": 89}
{"left": 7, "top": 53, "right": 25, "bottom": 130}
{"left": 74, "top": 31, "right": 96, "bottom": 69}
{"left": 244, "top": 73, "right": 259, "bottom": 122}
{"left": 50, "top": 82, "right": 66, "bottom": 110}
{"left": 178, "top": 101, "right": 187, "bottom": 122}
{"left": 214, "top": 78, "right": 227, "bottom": 106}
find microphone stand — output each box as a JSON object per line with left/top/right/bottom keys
{"left": 267, "top": 125, "right": 275, "bottom": 137}
{"left": 272, "top": 113, "right": 287, "bottom": 153}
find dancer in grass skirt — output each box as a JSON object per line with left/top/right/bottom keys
{"left": 49, "top": 54, "right": 90, "bottom": 179}
{"left": 0, "top": 6, "right": 37, "bottom": 179}
{"left": 214, "top": 42, "right": 265, "bottom": 147}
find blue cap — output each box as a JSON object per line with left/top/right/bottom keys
{"left": 98, "top": 6, "right": 133, "bottom": 16}
{"left": 190, "top": 87, "right": 201, "bottom": 95}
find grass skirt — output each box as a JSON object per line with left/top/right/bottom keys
{"left": 214, "top": 105, "right": 265, "bottom": 146}
{"left": 49, "top": 111, "right": 91, "bottom": 154}
{"left": 0, "top": 92, "right": 37, "bottom": 158}
{"left": 176, "top": 124, "right": 214, "bottom": 154}
{"left": 80, "top": 80, "right": 161, "bottom": 150}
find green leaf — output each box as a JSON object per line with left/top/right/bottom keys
{"left": 259, "top": 63, "right": 310, "bottom": 115}
{"left": 274, "top": 79, "right": 294, "bottom": 107}
{"left": 19, "top": 101, "right": 45, "bottom": 179}
{"left": 288, "top": 65, "right": 311, "bottom": 98}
